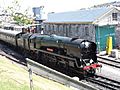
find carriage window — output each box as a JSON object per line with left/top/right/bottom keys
{"left": 11, "top": 27, "right": 14, "bottom": 30}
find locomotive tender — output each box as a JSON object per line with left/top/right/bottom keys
{"left": 0, "top": 28, "right": 102, "bottom": 77}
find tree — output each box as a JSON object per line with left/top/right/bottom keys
{"left": 5, "top": 0, "right": 33, "bottom": 25}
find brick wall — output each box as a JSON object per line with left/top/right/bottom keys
{"left": 44, "top": 23, "right": 96, "bottom": 42}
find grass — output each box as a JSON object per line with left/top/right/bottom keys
{"left": 0, "top": 55, "right": 73, "bottom": 90}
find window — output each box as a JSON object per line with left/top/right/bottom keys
{"left": 112, "top": 13, "right": 118, "bottom": 21}
{"left": 85, "top": 27, "right": 89, "bottom": 36}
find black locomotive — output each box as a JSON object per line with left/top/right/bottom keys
{"left": 0, "top": 27, "right": 102, "bottom": 77}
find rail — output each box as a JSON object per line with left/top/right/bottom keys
{"left": 87, "top": 75, "right": 120, "bottom": 90}
{"left": 97, "top": 56, "right": 120, "bottom": 68}
{"left": 26, "top": 58, "right": 97, "bottom": 90}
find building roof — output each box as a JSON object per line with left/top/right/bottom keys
{"left": 45, "top": 7, "right": 113, "bottom": 24}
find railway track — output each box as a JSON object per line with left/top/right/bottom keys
{"left": 97, "top": 56, "right": 120, "bottom": 68}
{"left": 0, "top": 43, "right": 26, "bottom": 66}
{"left": 86, "top": 75, "right": 120, "bottom": 90}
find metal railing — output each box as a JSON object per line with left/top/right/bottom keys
{"left": 26, "top": 58, "right": 98, "bottom": 90}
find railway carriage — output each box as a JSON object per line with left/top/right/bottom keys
{"left": 0, "top": 29, "right": 22, "bottom": 46}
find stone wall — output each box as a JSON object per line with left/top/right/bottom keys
{"left": 44, "top": 23, "right": 96, "bottom": 42}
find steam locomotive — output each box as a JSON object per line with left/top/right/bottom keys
{"left": 0, "top": 27, "right": 102, "bottom": 77}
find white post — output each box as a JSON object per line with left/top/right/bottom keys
{"left": 28, "top": 68, "right": 33, "bottom": 90}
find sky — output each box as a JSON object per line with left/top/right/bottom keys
{"left": 0, "top": 0, "right": 119, "bottom": 14}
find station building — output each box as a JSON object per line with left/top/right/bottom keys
{"left": 44, "top": 7, "right": 120, "bottom": 51}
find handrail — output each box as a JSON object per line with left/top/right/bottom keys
{"left": 26, "top": 58, "right": 97, "bottom": 90}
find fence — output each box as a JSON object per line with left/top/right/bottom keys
{"left": 26, "top": 58, "right": 97, "bottom": 90}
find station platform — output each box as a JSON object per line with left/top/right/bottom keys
{"left": 97, "top": 50, "right": 120, "bottom": 61}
